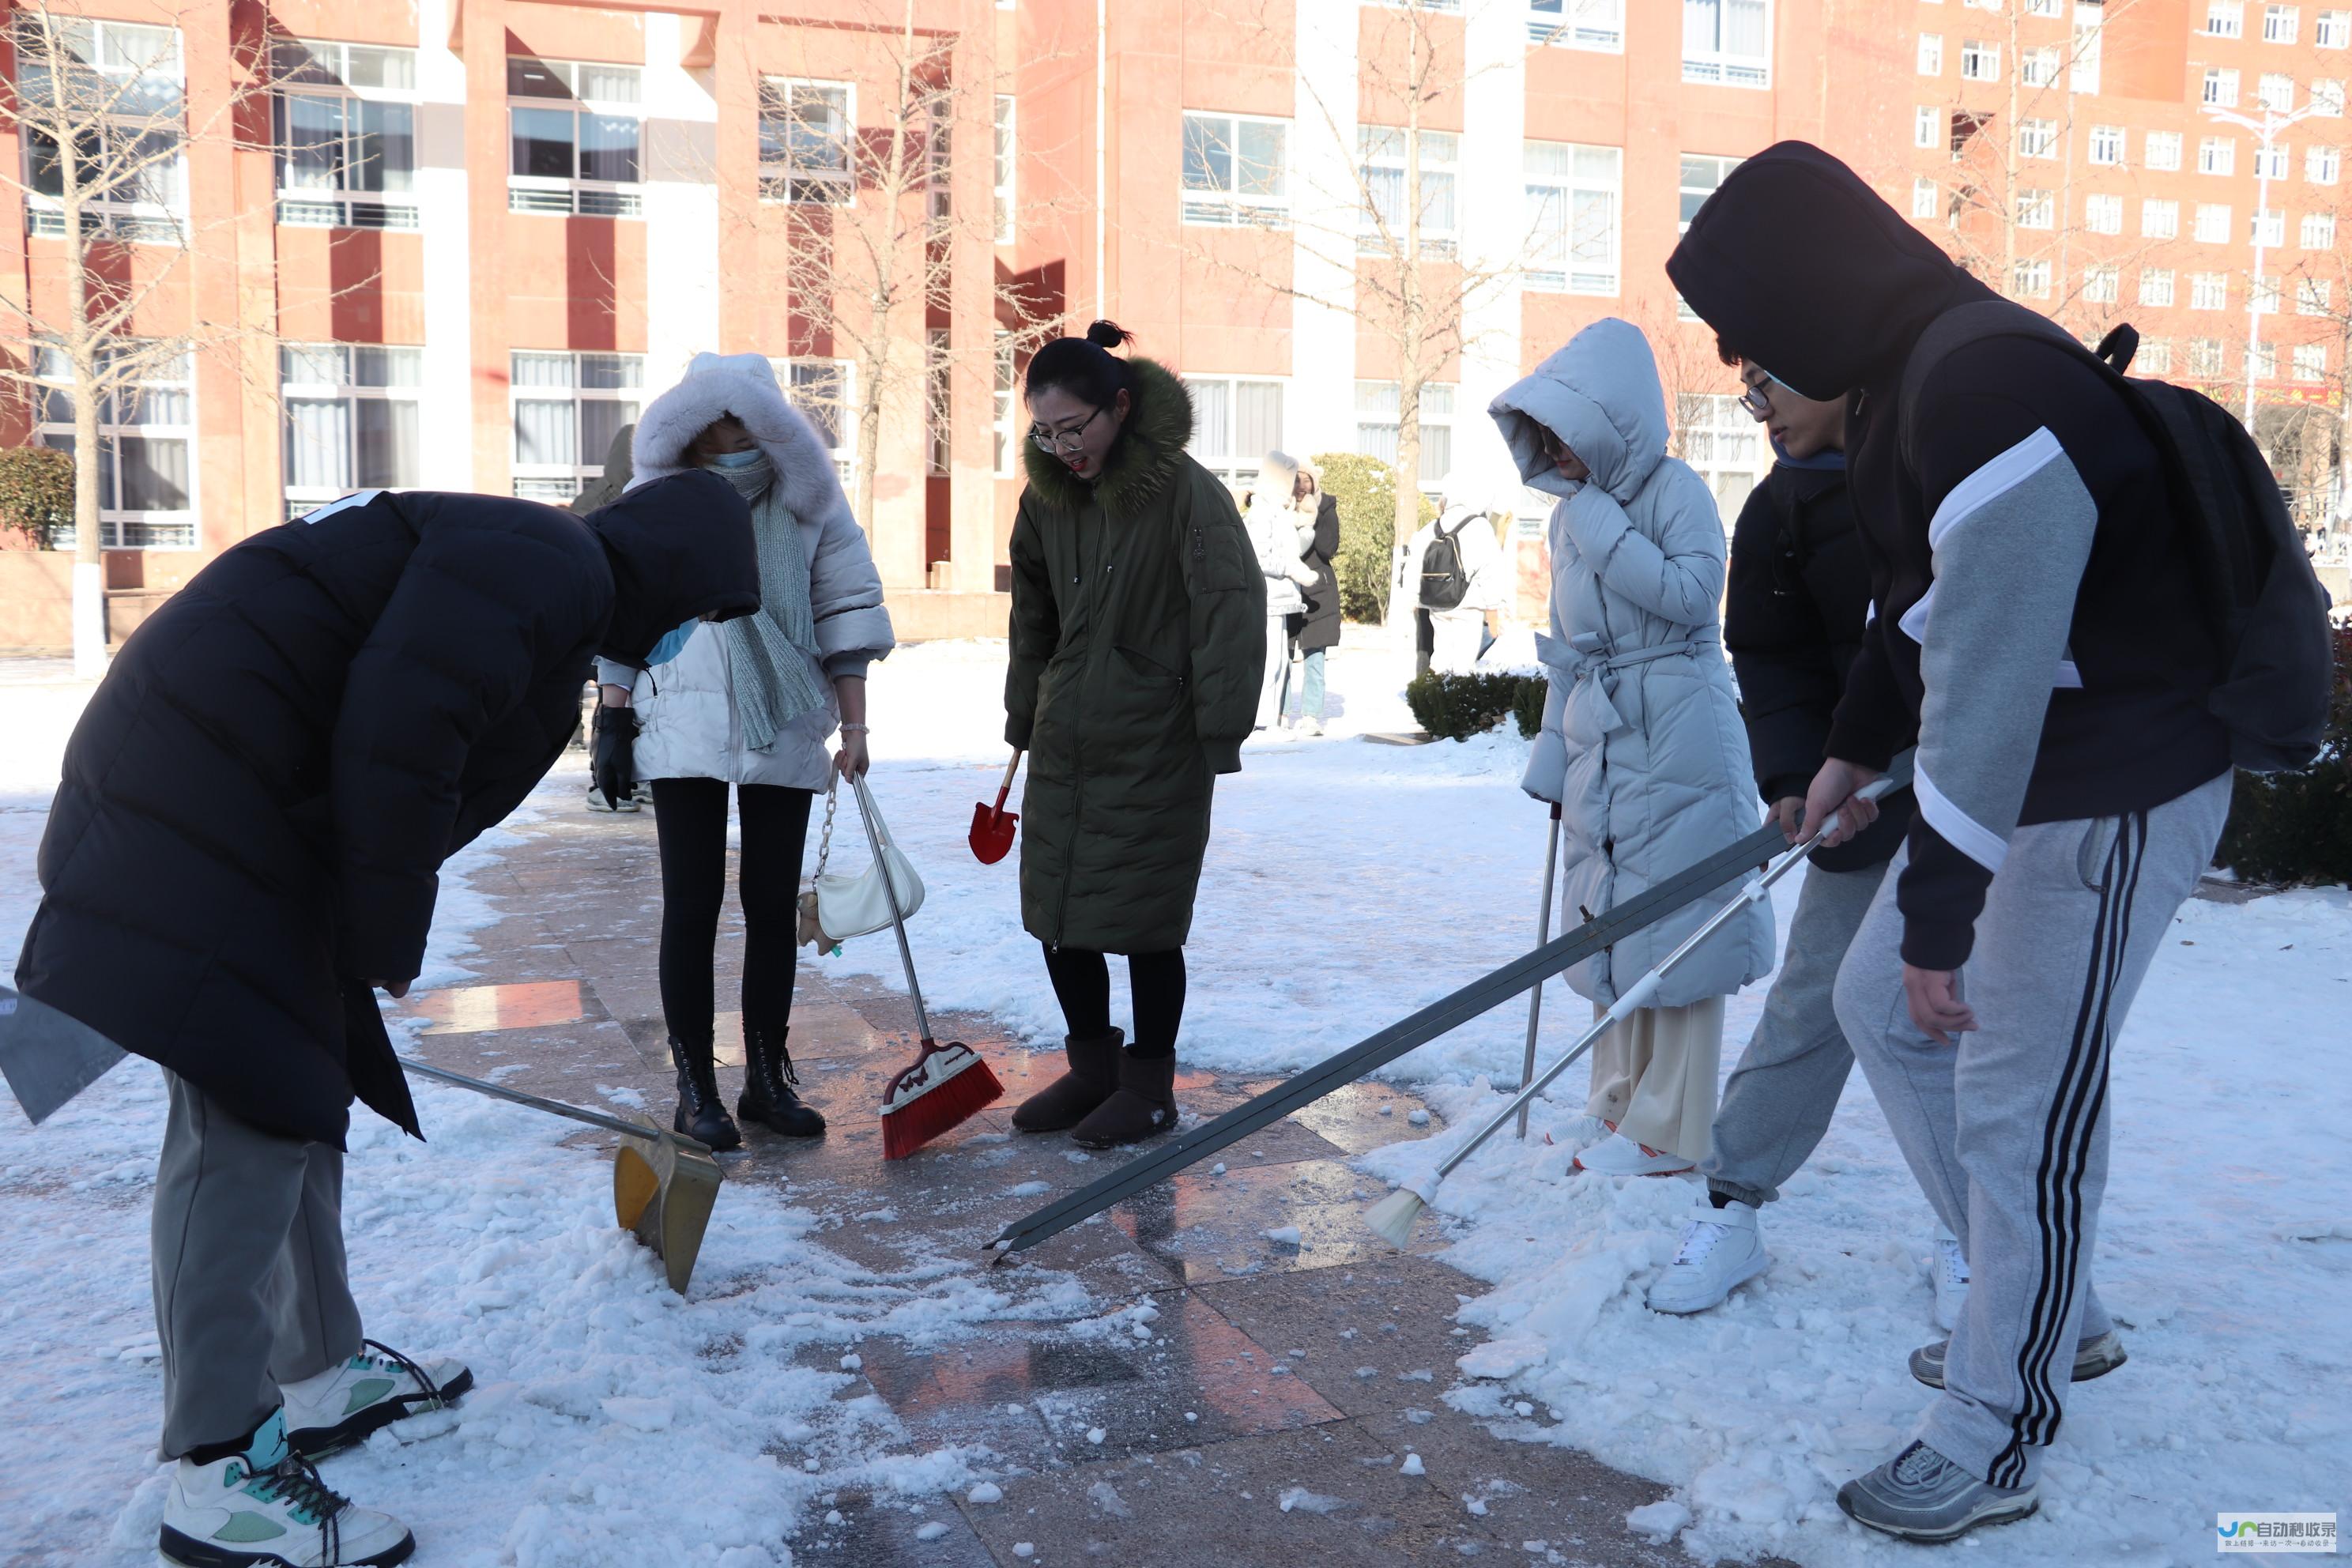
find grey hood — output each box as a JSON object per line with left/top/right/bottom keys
{"left": 1487, "top": 318, "right": 1670, "bottom": 507}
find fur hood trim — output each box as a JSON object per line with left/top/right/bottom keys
{"left": 631, "top": 352, "right": 850, "bottom": 526}
{"left": 1021, "top": 356, "right": 1195, "bottom": 516}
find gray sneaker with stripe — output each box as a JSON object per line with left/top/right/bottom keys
{"left": 1909, "top": 1328, "right": 2127, "bottom": 1390}
{"left": 1837, "top": 1440, "right": 2039, "bottom": 1544}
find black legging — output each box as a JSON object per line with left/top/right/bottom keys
{"left": 1041, "top": 945, "right": 1185, "bottom": 1059}
{"left": 651, "top": 778, "right": 812, "bottom": 1042}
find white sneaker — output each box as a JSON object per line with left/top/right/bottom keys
{"left": 1300, "top": 716, "right": 1326, "bottom": 737}
{"left": 1646, "top": 1196, "right": 1770, "bottom": 1314}
{"left": 281, "top": 1341, "right": 472, "bottom": 1459}
{"left": 160, "top": 1410, "right": 413, "bottom": 1566}
{"left": 1932, "top": 1227, "right": 1969, "bottom": 1332}
{"left": 585, "top": 783, "right": 640, "bottom": 813}
{"left": 1572, "top": 1132, "right": 1695, "bottom": 1178}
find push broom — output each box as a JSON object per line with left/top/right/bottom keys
{"left": 1365, "top": 769, "right": 1906, "bottom": 1249}
{"left": 850, "top": 775, "right": 1005, "bottom": 1159}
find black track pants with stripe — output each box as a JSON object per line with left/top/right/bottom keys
{"left": 1832, "top": 771, "right": 2230, "bottom": 1489}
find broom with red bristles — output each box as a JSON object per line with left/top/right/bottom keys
{"left": 848, "top": 776, "right": 1004, "bottom": 1159}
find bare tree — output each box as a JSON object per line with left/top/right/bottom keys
{"left": 2277, "top": 187, "right": 2352, "bottom": 549}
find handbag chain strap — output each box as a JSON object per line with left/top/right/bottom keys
{"left": 812, "top": 776, "right": 841, "bottom": 880}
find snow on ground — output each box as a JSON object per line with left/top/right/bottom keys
{"left": 5, "top": 639, "right": 2349, "bottom": 1568}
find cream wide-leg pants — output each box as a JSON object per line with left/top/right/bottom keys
{"left": 1583, "top": 997, "right": 1726, "bottom": 1163}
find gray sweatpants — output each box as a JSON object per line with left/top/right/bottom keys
{"left": 1701, "top": 859, "right": 1890, "bottom": 1208}
{"left": 152, "top": 1072, "right": 363, "bottom": 1461}
{"left": 1834, "top": 772, "right": 2230, "bottom": 1490}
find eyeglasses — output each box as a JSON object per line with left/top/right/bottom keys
{"left": 1030, "top": 405, "right": 1106, "bottom": 455}
{"left": 1737, "top": 368, "right": 1792, "bottom": 420}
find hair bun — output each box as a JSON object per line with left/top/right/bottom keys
{"left": 1084, "top": 319, "right": 1135, "bottom": 349}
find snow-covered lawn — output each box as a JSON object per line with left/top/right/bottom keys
{"left": 5, "top": 638, "right": 2348, "bottom": 1567}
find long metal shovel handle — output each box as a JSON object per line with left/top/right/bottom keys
{"left": 397, "top": 1054, "right": 710, "bottom": 1152}
{"left": 850, "top": 773, "right": 932, "bottom": 1043}
{"left": 1517, "top": 803, "right": 1562, "bottom": 1141}
{"left": 1429, "top": 768, "right": 1905, "bottom": 1189}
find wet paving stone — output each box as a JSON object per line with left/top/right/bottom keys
{"left": 1193, "top": 1258, "right": 1489, "bottom": 1419}
{"left": 1110, "top": 1155, "right": 1447, "bottom": 1283}
{"left": 789, "top": 1487, "right": 999, "bottom": 1566}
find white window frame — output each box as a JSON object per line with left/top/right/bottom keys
{"left": 2320, "top": 8, "right": 2351, "bottom": 45}
{"left": 1356, "top": 380, "right": 1456, "bottom": 492}
{"left": 2265, "top": 3, "right": 2301, "bottom": 39}
{"left": 2026, "top": 0, "right": 2061, "bottom": 15}
{"left": 1181, "top": 111, "right": 1291, "bottom": 228}
{"left": 2140, "top": 267, "right": 2177, "bottom": 306}
{"left": 2292, "top": 342, "right": 2327, "bottom": 380}
{"left": 15, "top": 16, "right": 188, "bottom": 244}
{"left": 272, "top": 39, "right": 420, "bottom": 231}
{"left": 1359, "top": 126, "right": 1460, "bottom": 258}
{"left": 2302, "top": 209, "right": 2339, "bottom": 246}
{"left": 2021, "top": 43, "right": 2060, "bottom": 86}
{"left": 2251, "top": 339, "right": 2277, "bottom": 379}
{"left": 2143, "top": 198, "right": 2180, "bottom": 237}
{"left": 2084, "top": 192, "right": 2123, "bottom": 233}
{"left": 1683, "top": 0, "right": 1773, "bottom": 88}
{"left": 1183, "top": 375, "right": 1288, "bottom": 489}
{"left": 1676, "top": 154, "right": 1743, "bottom": 318}
{"left": 1528, "top": 0, "right": 1625, "bottom": 51}
{"left": 758, "top": 77, "right": 854, "bottom": 206}
{"left": 2088, "top": 123, "right": 2124, "bottom": 164}
{"left": 1677, "top": 393, "right": 1771, "bottom": 514}
{"left": 509, "top": 350, "right": 643, "bottom": 501}
{"left": 2073, "top": 2, "right": 2105, "bottom": 92}
{"left": 2297, "top": 277, "right": 2332, "bottom": 314}
{"left": 2147, "top": 130, "right": 2184, "bottom": 170}
{"left": 1523, "top": 139, "right": 1621, "bottom": 294}
{"left": 2192, "top": 271, "right": 2230, "bottom": 309}
{"left": 2209, "top": 0, "right": 2246, "bottom": 34}
{"left": 2260, "top": 73, "right": 2297, "bottom": 111}
{"left": 2306, "top": 144, "right": 2341, "bottom": 181}
{"left": 993, "top": 94, "right": 1016, "bottom": 244}
{"left": 2189, "top": 337, "right": 2229, "bottom": 377}
{"left": 508, "top": 57, "right": 643, "bottom": 218}
{"left": 2019, "top": 118, "right": 2059, "bottom": 158}
{"left": 778, "top": 358, "right": 856, "bottom": 484}
{"left": 1912, "top": 175, "right": 1939, "bottom": 218}
{"left": 2137, "top": 337, "right": 2173, "bottom": 375}
{"left": 992, "top": 330, "right": 1016, "bottom": 477}
{"left": 1916, "top": 105, "right": 1943, "bottom": 147}
{"left": 2196, "top": 202, "right": 2234, "bottom": 241}
{"left": 2204, "top": 66, "right": 2241, "bottom": 107}
{"left": 32, "top": 341, "right": 197, "bottom": 548}
{"left": 2083, "top": 265, "right": 2120, "bottom": 304}
{"left": 2252, "top": 274, "right": 2283, "bottom": 313}
{"left": 2199, "top": 136, "right": 2238, "bottom": 175}
{"left": 281, "top": 342, "right": 423, "bottom": 519}
{"left": 2314, "top": 78, "right": 2347, "bottom": 114}
{"left": 2256, "top": 141, "right": 2291, "bottom": 179}
{"left": 1960, "top": 38, "right": 2000, "bottom": 80}
{"left": 2019, "top": 188, "right": 2056, "bottom": 228}
{"left": 2012, "top": 258, "right": 2052, "bottom": 299}
{"left": 1918, "top": 32, "right": 1944, "bottom": 72}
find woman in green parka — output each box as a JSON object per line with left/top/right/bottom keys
{"left": 1004, "top": 322, "right": 1267, "bottom": 1148}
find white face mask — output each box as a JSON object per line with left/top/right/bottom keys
{"left": 706, "top": 447, "right": 763, "bottom": 469}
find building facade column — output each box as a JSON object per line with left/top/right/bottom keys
{"left": 413, "top": 0, "right": 477, "bottom": 492}
{"left": 642, "top": 12, "right": 722, "bottom": 389}
{"left": 1288, "top": 0, "right": 1360, "bottom": 460}
{"left": 1457, "top": 0, "right": 1528, "bottom": 511}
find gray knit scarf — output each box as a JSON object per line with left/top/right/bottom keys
{"left": 712, "top": 454, "right": 827, "bottom": 752}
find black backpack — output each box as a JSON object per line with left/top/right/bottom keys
{"left": 1899, "top": 300, "right": 2334, "bottom": 774}
{"left": 1420, "top": 517, "right": 1475, "bottom": 611}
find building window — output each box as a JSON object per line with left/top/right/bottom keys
{"left": 2203, "top": 68, "right": 2241, "bottom": 107}
{"left": 2085, "top": 193, "right": 2123, "bottom": 232}
{"left": 271, "top": 40, "right": 418, "bottom": 230}
{"left": 1182, "top": 111, "right": 1290, "bottom": 227}
{"left": 2315, "top": 78, "right": 2347, "bottom": 113}
{"left": 2308, "top": 144, "right": 2341, "bottom": 180}
{"left": 2256, "top": 141, "right": 2290, "bottom": 179}
{"left": 2188, "top": 337, "right": 2228, "bottom": 376}
{"left": 2251, "top": 277, "right": 2282, "bottom": 315}
{"left": 2192, "top": 271, "right": 2230, "bottom": 309}
{"left": 993, "top": 330, "right": 1016, "bottom": 477}
{"left": 1912, "top": 175, "right": 1939, "bottom": 218}
{"left": 2294, "top": 342, "right": 2328, "bottom": 379}
{"left": 779, "top": 359, "right": 854, "bottom": 482}
{"left": 507, "top": 57, "right": 642, "bottom": 217}
{"left": 32, "top": 343, "right": 194, "bottom": 548}
{"left": 2253, "top": 206, "right": 2286, "bottom": 245}
{"left": 1528, "top": 0, "right": 1626, "bottom": 51}
{"left": 924, "top": 327, "right": 950, "bottom": 477}
{"left": 2012, "top": 258, "right": 2052, "bottom": 298}
{"left": 2209, "top": 0, "right": 2246, "bottom": 33}
{"left": 2140, "top": 267, "right": 2177, "bottom": 306}
{"left": 2137, "top": 337, "right": 2173, "bottom": 375}
{"left": 2199, "top": 136, "right": 2237, "bottom": 175}
{"left": 1683, "top": 0, "right": 1772, "bottom": 87}
{"left": 2298, "top": 277, "right": 2331, "bottom": 313}
{"left": 2089, "top": 124, "right": 2124, "bottom": 164}
{"left": 1524, "top": 140, "right": 1621, "bottom": 293}
{"left": 1960, "top": 39, "right": 2000, "bottom": 80}
{"left": 2266, "top": 3, "right": 2302, "bottom": 38}
{"left": 2026, "top": 0, "right": 2061, "bottom": 13}
{"left": 2022, "top": 44, "right": 2060, "bottom": 85}
{"left": 281, "top": 344, "right": 420, "bottom": 518}
{"left": 2019, "top": 188, "right": 2056, "bottom": 228}
{"left": 1951, "top": 110, "right": 1993, "bottom": 156}
{"left": 2196, "top": 202, "right": 2233, "bottom": 240}
{"left": 14, "top": 16, "right": 187, "bottom": 243}
{"left": 1917, "top": 106, "right": 1944, "bottom": 147}
{"left": 2073, "top": 2, "right": 2105, "bottom": 92}
{"left": 1918, "top": 32, "right": 1944, "bottom": 72}
{"left": 2303, "top": 209, "right": 2339, "bottom": 245}
{"left": 757, "top": 79, "right": 853, "bottom": 205}
{"left": 1677, "top": 394, "right": 1769, "bottom": 514}
{"left": 2143, "top": 198, "right": 2180, "bottom": 236}
{"left": 2321, "top": 8, "right": 2351, "bottom": 44}
{"left": 1185, "top": 375, "right": 1287, "bottom": 488}
{"left": 2083, "top": 265, "right": 2120, "bottom": 304}
{"left": 2251, "top": 340, "right": 2277, "bottom": 378}
{"left": 2260, "top": 73, "right": 2297, "bottom": 110}
{"left": 2146, "top": 130, "right": 2184, "bottom": 170}
{"left": 2020, "top": 119, "right": 2059, "bottom": 158}
{"left": 1676, "top": 154, "right": 1743, "bottom": 316}
{"left": 509, "top": 351, "right": 642, "bottom": 501}
{"left": 993, "top": 95, "right": 1016, "bottom": 243}
{"left": 1360, "top": 128, "right": 1459, "bottom": 256}
{"left": 1356, "top": 381, "right": 1454, "bottom": 488}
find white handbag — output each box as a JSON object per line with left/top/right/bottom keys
{"left": 799, "top": 775, "right": 925, "bottom": 952}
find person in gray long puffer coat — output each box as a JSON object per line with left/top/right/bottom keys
{"left": 1490, "top": 317, "right": 1773, "bottom": 1178}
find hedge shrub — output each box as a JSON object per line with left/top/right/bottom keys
{"left": 1407, "top": 670, "right": 1550, "bottom": 742}
{"left": 0, "top": 444, "right": 73, "bottom": 547}
{"left": 1311, "top": 451, "right": 1437, "bottom": 624}
{"left": 2213, "top": 620, "right": 2352, "bottom": 885}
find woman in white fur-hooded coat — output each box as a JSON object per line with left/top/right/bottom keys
{"left": 593, "top": 352, "right": 894, "bottom": 1153}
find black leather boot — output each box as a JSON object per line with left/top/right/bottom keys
{"left": 1071, "top": 1050, "right": 1180, "bottom": 1149}
{"left": 669, "top": 1032, "right": 741, "bottom": 1152}
{"left": 739, "top": 1027, "right": 826, "bottom": 1137}
{"left": 1011, "top": 1028, "right": 1123, "bottom": 1133}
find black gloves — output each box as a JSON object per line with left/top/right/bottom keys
{"left": 590, "top": 705, "right": 638, "bottom": 808}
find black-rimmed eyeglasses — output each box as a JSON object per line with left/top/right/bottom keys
{"left": 1030, "top": 405, "right": 1107, "bottom": 455}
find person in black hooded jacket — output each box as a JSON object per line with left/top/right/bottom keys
{"left": 14, "top": 474, "right": 756, "bottom": 1568}
{"left": 1668, "top": 141, "right": 2233, "bottom": 1543}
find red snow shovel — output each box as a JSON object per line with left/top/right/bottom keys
{"left": 969, "top": 751, "right": 1022, "bottom": 864}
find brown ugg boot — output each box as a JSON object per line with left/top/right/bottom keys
{"left": 1070, "top": 1050, "right": 1179, "bottom": 1149}
{"left": 1011, "top": 1028, "right": 1122, "bottom": 1133}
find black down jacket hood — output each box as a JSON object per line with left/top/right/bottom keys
{"left": 584, "top": 468, "right": 761, "bottom": 666}
{"left": 1664, "top": 141, "right": 1996, "bottom": 401}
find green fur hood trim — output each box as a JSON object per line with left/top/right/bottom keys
{"left": 1020, "top": 356, "right": 1197, "bottom": 516}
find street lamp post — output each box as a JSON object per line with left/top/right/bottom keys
{"left": 2205, "top": 98, "right": 2324, "bottom": 428}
